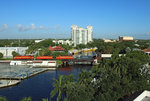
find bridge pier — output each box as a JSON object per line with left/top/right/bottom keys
{"left": 62, "top": 61, "right": 69, "bottom": 66}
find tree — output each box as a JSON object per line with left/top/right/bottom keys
{"left": 0, "top": 97, "right": 8, "bottom": 101}
{"left": 21, "top": 97, "right": 32, "bottom": 101}
{"left": 50, "top": 50, "right": 150, "bottom": 101}
{"left": 50, "top": 75, "right": 64, "bottom": 101}
{"left": 12, "top": 51, "right": 20, "bottom": 57}
{"left": 26, "top": 39, "right": 55, "bottom": 54}
{"left": 63, "top": 73, "right": 94, "bottom": 101}
{"left": 51, "top": 52, "right": 68, "bottom": 58}
{"left": 0, "top": 52, "right": 3, "bottom": 58}
{"left": 93, "top": 51, "right": 150, "bottom": 100}
{"left": 42, "top": 98, "right": 48, "bottom": 101}
{"left": 75, "top": 44, "right": 87, "bottom": 49}
{"left": 64, "top": 82, "right": 94, "bottom": 101}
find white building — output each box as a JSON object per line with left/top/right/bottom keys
{"left": 0, "top": 47, "right": 28, "bottom": 58}
{"left": 71, "top": 25, "right": 93, "bottom": 46}
{"left": 52, "top": 40, "right": 73, "bottom": 46}
{"left": 35, "top": 39, "right": 45, "bottom": 43}
{"left": 119, "top": 36, "right": 134, "bottom": 41}
{"left": 134, "top": 90, "right": 150, "bottom": 101}
{"left": 103, "top": 39, "right": 116, "bottom": 43}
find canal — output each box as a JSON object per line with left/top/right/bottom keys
{"left": 0, "top": 64, "right": 92, "bottom": 101}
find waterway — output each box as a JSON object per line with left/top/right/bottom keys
{"left": 0, "top": 63, "right": 92, "bottom": 101}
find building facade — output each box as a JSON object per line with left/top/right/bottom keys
{"left": 35, "top": 39, "right": 45, "bottom": 43}
{"left": 71, "top": 25, "right": 93, "bottom": 46}
{"left": 119, "top": 36, "right": 134, "bottom": 41}
{"left": 141, "top": 48, "right": 150, "bottom": 57}
{"left": 103, "top": 39, "right": 116, "bottom": 43}
{"left": 49, "top": 46, "right": 65, "bottom": 52}
{"left": 52, "top": 40, "right": 73, "bottom": 46}
{"left": 0, "top": 47, "right": 28, "bottom": 58}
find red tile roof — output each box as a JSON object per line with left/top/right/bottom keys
{"left": 49, "top": 46, "right": 65, "bottom": 51}
{"left": 141, "top": 48, "right": 150, "bottom": 52}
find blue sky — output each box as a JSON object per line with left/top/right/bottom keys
{"left": 0, "top": 0, "right": 150, "bottom": 39}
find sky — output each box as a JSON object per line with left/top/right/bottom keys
{"left": 0, "top": 0, "right": 150, "bottom": 39}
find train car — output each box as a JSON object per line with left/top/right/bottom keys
{"left": 36, "top": 56, "right": 53, "bottom": 60}
{"left": 56, "top": 56, "right": 73, "bottom": 60}
{"left": 14, "top": 56, "right": 34, "bottom": 60}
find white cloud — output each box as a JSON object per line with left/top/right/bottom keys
{"left": 39, "top": 25, "right": 48, "bottom": 30}
{"left": 51, "top": 25, "right": 60, "bottom": 30}
{"left": 17, "top": 24, "right": 61, "bottom": 32}
{"left": 17, "top": 24, "right": 23, "bottom": 30}
{"left": 0, "top": 24, "right": 8, "bottom": 32}
{"left": 31, "top": 24, "right": 36, "bottom": 30}
{"left": 39, "top": 26, "right": 44, "bottom": 29}
{"left": 17, "top": 24, "right": 31, "bottom": 32}
{"left": 3, "top": 24, "right": 8, "bottom": 29}
{"left": 146, "top": 32, "right": 150, "bottom": 36}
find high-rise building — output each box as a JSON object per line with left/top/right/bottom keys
{"left": 71, "top": 25, "right": 93, "bottom": 46}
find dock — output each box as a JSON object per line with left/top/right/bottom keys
{"left": 0, "top": 80, "right": 21, "bottom": 88}
{"left": 0, "top": 63, "right": 56, "bottom": 89}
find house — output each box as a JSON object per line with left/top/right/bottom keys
{"left": 141, "top": 48, "right": 150, "bottom": 56}
{"left": 49, "top": 46, "right": 65, "bottom": 52}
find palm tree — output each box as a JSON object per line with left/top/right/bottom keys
{"left": 50, "top": 75, "right": 64, "bottom": 101}
{"left": 0, "top": 97, "right": 8, "bottom": 101}
{"left": 78, "top": 70, "right": 92, "bottom": 84}
{"left": 42, "top": 98, "right": 48, "bottom": 101}
{"left": 21, "top": 97, "right": 32, "bottom": 101}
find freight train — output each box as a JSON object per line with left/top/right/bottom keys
{"left": 13, "top": 56, "right": 73, "bottom": 60}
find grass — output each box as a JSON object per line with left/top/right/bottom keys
{"left": 0, "top": 58, "right": 13, "bottom": 60}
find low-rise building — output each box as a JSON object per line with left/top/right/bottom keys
{"left": 52, "top": 40, "right": 73, "bottom": 45}
{"left": 103, "top": 39, "right": 116, "bottom": 43}
{"left": 0, "top": 47, "right": 28, "bottom": 58}
{"left": 49, "top": 46, "right": 65, "bottom": 52}
{"left": 133, "top": 90, "right": 150, "bottom": 101}
{"left": 35, "top": 39, "right": 45, "bottom": 43}
{"left": 141, "top": 48, "right": 150, "bottom": 57}
{"left": 119, "top": 36, "right": 134, "bottom": 41}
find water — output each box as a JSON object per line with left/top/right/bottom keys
{"left": 0, "top": 64, "right": 92, "bottom": 101}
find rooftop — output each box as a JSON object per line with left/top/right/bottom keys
{"left": 0, "top": 47, "right": 28, "bottom": 49}
{"left": 134, "top": 90, "right": 150, "bottom": 101}
{"left": 49, "top": 46, "right": 65, "bottom": 51}
{"left": 141, "top": 48, "right": 150, "bottom": 52}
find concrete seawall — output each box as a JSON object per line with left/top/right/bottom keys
{"left": 0, "top": 60, "right": 11, "bottom": 63}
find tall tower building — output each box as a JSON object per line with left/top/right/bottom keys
{"left": 71, "top": 25, "right": 93, "bottom": 46}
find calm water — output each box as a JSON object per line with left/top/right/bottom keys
{"left": 0, "top": 64, "right": 92, "bottom": 101}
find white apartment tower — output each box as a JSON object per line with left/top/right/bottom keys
{"left": 71, "top": 25, "right": 93, "bottom": 46}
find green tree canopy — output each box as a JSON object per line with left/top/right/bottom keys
{"left": 12, "top": 51, "right": 20, "bottom": 57}
{"left": 0, "top": 97, "right": 8, "bottom": 101}
{"left": 51, "top": 51, "right": 150, "bottom": 101}
{"left": 0, "top": 52, "right": 3, "bottom": 58}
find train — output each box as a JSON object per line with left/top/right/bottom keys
{"left": 13, "top": 55, "right": 73, "bottom": 60}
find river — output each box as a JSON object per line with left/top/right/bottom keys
{"left": 0, "top": 64, "right": 92, "bottom": 101}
